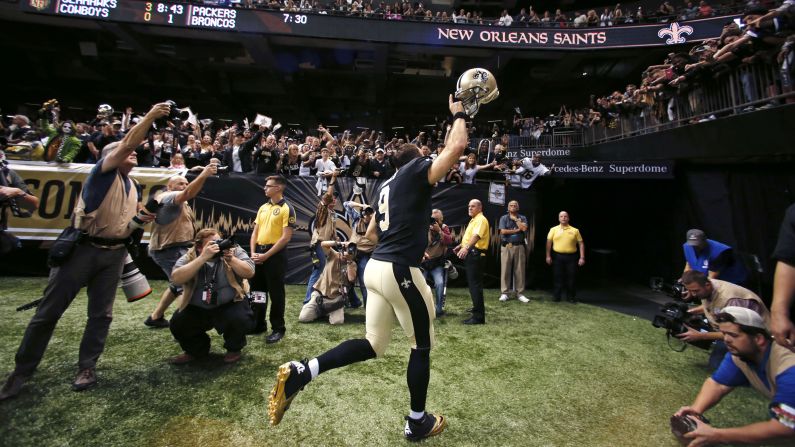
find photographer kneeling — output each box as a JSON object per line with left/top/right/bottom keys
{"left": 673, "top": 307, "right": 795, "bottom": 446}
{"left": 168, "top": 229, "right": 255, "bottom": 364}
{"left": 299, "top": 240, "right": 357, "bottom": 325}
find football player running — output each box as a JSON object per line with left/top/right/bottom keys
{"left": 268, "top": 69, "right": 499, "bottom": 441}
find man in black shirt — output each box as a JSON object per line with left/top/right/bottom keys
{"left": 268, "top": 95, "right": 469, "bottom": 441}
{"left": 772, "top": 204, "right": 795, "bottom": 352}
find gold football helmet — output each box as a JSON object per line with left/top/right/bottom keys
{"left": 97, "top": 104, "right": 114, "bottom": 120}
{"left": 454, "top": 68, "right": 499, "bottom": 117}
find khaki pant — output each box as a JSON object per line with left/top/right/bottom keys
{"left": 500, "top": 244, "right": 526, "bottom": 295}
{"left": 299, "top": 291, "right": 345, "bottom": 325}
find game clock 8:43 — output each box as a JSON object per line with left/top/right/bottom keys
{"left": 144, "top": 2, "right": 185, "bottom": 24}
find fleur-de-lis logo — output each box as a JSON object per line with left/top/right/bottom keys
{"left": 658, "top": 22, "right": 694, "bottom": 45}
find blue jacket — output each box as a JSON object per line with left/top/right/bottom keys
{"left": 683, "top": 238, "right": 748, "bottom": 285}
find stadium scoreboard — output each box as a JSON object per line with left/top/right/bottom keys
{"left": 22, "top": 0, "right": 735, "bottom": 50}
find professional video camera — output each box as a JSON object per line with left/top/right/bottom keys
{"left": 651, "top": 299, "right": 713, "bottom": 351}
{"left": 211, "top": 236, "right": 235, "bottom": 258}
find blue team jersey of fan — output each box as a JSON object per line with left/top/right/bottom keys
{"left": 372, "top": 156, "right": 433, "bottom": 267}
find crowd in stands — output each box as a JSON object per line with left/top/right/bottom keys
{"left": 0, "top": 104, "right": 523, "bottom": 185}
{"left": 511, "top": 2, "right": 794, "bottom": 138}
{"left": 210, "top": 0, "right": 751, "bottom": 26}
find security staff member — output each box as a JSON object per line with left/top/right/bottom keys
{"left": 250, "top": 175, "right": 296, "bottom": 344}
{"left": 0, "top": 103, "right": 170, "bottom": 400}
{"left": 546, "top": 210, "right": 585, "bottom": 303}
{"left": 498, "top": 200, "right": 529, "bottom": 303}
{"left": 455, "top": 199, "right": 490, "bottom": 325}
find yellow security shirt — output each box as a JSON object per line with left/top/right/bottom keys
{"left": 462, "top": 212, "right": 490, "bottom": 251}
{"left": 254, "top": 198, "right": 296, "bottom": 245}
{"left": 547, "top": 225, "right": 582, "bottom": 254}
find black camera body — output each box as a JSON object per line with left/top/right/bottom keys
{"left": 652, "top": 300, "right": 713, "bottom": 350}
{"left": 155, "top": 100, "right": 190, "bottom": 129}
{"left": 336, "top": 241, "right": 357, "bottom": 258}
{"left": 670, "top": 413, "right": 709, "bottom": 445}
{"left": 211, "top": 237, "right": 235, "bottom": 258}
{"left": 129, "top": 196, "right": 163, "bottom": 230}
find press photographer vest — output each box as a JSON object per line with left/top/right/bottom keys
{"left": 311, "top": 209, "right": 336, "bottom": 246}
{"left": 705, "top": 280, "right": 769, "bottom": 330}
{"left": 148, "top": 191, "right": 195, "bottom": 251}
{"left": 176, "top": 246, "right": 249, "bottom": 311}
{"left": 731, "top": 343, "right": 795, "bottom": 399}
{"left": 313, "top": 251, "right": 354, "bottom": 301}
{"left": 425, "top": 225, "right": 450, "bottom": 260}
{"left": 349, "top": 221, "right": 376, "bottom": 254}
{"left": 73, "top": 170, "right": 137, "bottom": 239}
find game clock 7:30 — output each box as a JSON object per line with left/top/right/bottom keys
{"left": 283, "top": 13, "right": 308, "bottom": 24}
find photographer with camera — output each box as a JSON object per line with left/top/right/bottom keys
{"left": 0, "top": 102, "right": 170, "bottom": 400}
{"left": 143, "top": 165, "right": 218, "bottom": 329}
{"left": 0, "top": 155, "right": 39, "bottom": 254}
{"left": 673, "top": 307, "right": 795, "bottom": 446}
{"left": 168, "top": 229, "right": 255, "bottom": 364}
{"left": 344, "top": 200, "right": 377, "bottom": 307}
{"left": 299, "top": 240, "right": 358, "bottom": 325}
{"left": 678, "top": 270, "right": 770, "bottom": 369}
{"left": 423, "top": 209, "right": 452, "bottom": 317}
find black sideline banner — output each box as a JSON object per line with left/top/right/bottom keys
{"left": 6, "top": 163, "right": 538, "bottom": 283}
{"left": 21, "top": 0, "right": 736, "bottom": 50}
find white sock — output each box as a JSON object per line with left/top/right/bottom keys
{"left": 308, "top": 358, "right": 320, "bottom": 379}
{"left": 409, "top": 410, "right": 425, "bottom": 420}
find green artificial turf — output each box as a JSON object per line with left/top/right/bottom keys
{"left": 0, "top": 277, "right": 769, "bottom": 446}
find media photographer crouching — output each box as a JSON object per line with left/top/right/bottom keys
{"left": 677, "top": 270, "right": 770, "bottom": 369}
{"left": 672, "top": 307, "right": 795, "bottom": 446}
{"left": 299, "top": 240, "right": 358, "bottom": 325}
{"left": 168, "top": 229, "right": 255, "bottom": 365}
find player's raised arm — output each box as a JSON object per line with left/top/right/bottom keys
{"left": 428, "top": 68, "right": 499, "bottom": 185}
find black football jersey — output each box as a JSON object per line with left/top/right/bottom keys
{"left": 372, "top": 156, "right": 433, "bottom": 266}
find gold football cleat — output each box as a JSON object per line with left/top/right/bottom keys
{"left": 268, "top": 362, "right": 298, "bottom": 426}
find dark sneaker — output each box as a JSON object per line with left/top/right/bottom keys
{"left": 268, "top": 360, "right": 310, "bottom": 426}
{"left": 144, "top": 316, "right": 169, "bottom": 328}
{"left": 223, "top": 351, "right": 242, "bottom": 364}
{"left": 404, "top": 413, "right": 447, "bottom": 442}
{"left": 168, "top": 353, "right": 195, "bottom": 365}
{"left": 72, "top": 368, "right": 97, "bottom": 392}
{"left": 265, "top": 331, "right": 285, "bottom": 344}
{"left": 0, "top": 373, "right": 29, "bottom": 401}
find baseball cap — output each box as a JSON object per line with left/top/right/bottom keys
{"left": 686, "top": 229, "right": 706, "bottom": 246}
{"left": 376, "top": 148, "right": 385, "bottom": 153}
{"left": 718, "top": 306, "right": 766, "bottom": 330}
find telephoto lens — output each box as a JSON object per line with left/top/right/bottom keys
{"left": 119, "top": 252, "right": 152, "bottom": 302}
